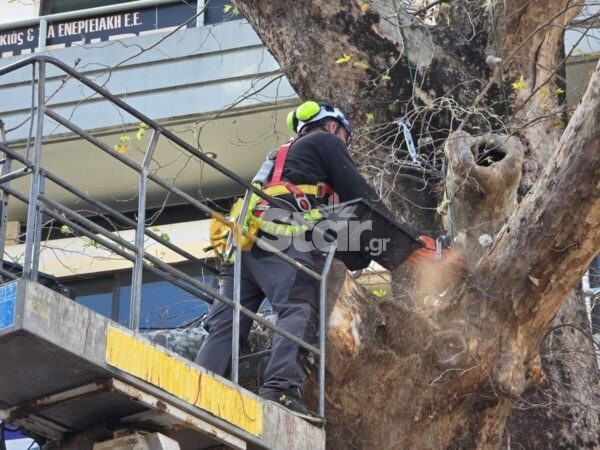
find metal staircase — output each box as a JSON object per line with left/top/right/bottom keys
{"left": 0, "top": 55, "right": 334, "bottom": 450}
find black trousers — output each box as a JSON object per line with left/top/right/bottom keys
{"left": 195, "top": 244, "right": 319, "bottom": 396}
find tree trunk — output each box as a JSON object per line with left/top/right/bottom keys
{"left": 504, "top": 290, "right": 600, "bottom": 449}
{"left": 313, "top": 86, "right": 599, "bottom": 446}
{"left": 232, "top": 0, "right": 600, "bottom": 448}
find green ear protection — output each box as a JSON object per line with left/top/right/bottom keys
{"left": 286, "top": 110, "right": 298, "bottom": 133}
{"left": 287, "top": 101, "right": 322, "bottom": 132}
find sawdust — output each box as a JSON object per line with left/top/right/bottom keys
{"left": 410, "top": 253, "right": 468, "bottom": 320}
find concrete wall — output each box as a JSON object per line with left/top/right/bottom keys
{"left": 0, "top": 0, "right": 38, "bottom": 25}
{"left": 565, "top": 54, "right": 599, "bottom": 107}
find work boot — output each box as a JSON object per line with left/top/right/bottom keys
{"left": 260, "top": 390, "right": 324, "bottom": 424}
{"left": 260, "top": 390, "right": 309, "bottom": 414}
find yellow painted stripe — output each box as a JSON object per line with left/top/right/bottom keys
{"left": 105, "top": 327, "right": 263, "bottom": 436}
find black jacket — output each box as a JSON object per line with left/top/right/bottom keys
{"left": 277, "top": 130, "right": 386, "bottom": 211}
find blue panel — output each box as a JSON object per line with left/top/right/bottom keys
{"left": 0, "top": 282, "right": 17, "bottom": 330}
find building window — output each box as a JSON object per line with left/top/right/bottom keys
{"left": 65, "top": 275, "right": 115, "bottom": 319}
{"left": 63, "top": 262, "right": 216, "bottom": 329}
{"left": 118, "top": 267, "right": 216, "bottom": 328}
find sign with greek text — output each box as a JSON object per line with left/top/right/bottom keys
{"left": 1, "top": 2, "right": 198, "bottom": 58}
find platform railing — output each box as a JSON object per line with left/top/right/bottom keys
{"left": 0, "top": 55, "right": 335, "bottom": 417}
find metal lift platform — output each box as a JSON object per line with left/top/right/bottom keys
{"left": 0, "top": 279, "right": 325, "bottom": 450}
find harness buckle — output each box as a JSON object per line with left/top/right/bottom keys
{"left": 294, "top": 192, "right": 311, "bottom": 212}
{"left": 316, "top": 182, "right": 327, "bottom": 198}
{"left": 253, "top": 204, "right": 268, "bottom": 218}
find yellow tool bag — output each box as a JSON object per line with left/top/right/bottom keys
{"left": 209, "top": 213, "right": 231, "bottom": 257}
{"left": 209, "top": 193, "right": 262, "bottom": 261}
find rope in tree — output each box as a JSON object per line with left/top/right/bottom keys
{"left": 488, "top": 0, "right": 511, "bottom": 121}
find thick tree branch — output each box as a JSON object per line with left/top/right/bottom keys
{"left": 480, "top": 59, "right": 600, "bottom": 327}
{"left": 443, "top": 131, "right": 525, "bottom": 259}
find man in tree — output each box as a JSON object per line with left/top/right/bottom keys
{"left": 196, "top": 101, "right": 394, "bottom": 416}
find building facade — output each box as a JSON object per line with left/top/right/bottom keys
{"left": 1, "top": 0, "right": 300, "bottom": 333}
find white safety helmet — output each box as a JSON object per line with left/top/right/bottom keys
{"left": 287, "top": 101, "right": 352, "bottom": 143}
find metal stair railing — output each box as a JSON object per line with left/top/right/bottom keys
{"left": 0, "top": 120, "right": 22, "bottom": 282}
{"left": 0, "top": 55, "right": 336, "bottom": 418}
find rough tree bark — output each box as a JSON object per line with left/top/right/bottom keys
{"left": 231, "top": 1, "right": 599, "bottom": 448}
{"left": 504, "top": 289, "right": 600, "bottom": 449}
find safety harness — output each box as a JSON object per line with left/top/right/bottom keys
{"left": 212, "top": 139, "right": 337, "bottom": 263}
{"left": 260, "top": 138, "right": 335, "bottom": 212}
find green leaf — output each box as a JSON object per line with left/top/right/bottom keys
{"left": 352, "top": 61, "right": 369, "bottom": 69}
{"left": 83, "top": 240, "right": 102, "bottom": 249}
{"left": 136, "top": 122, "right": 148, "bottom": 141}
{"left": 511, "top": 75, "right": 527, "bottom": 93}
{"left": 555, "top": 87, "right": 565, "bottom": 95}
{"left": 60, "top": 225, "right": 72, "bottom": 234}
{"left": 372, "top": 289, "right": 387, "bottom": 298}
{"left": 335, "top": 53, "right": 351, "bottom": 64}
{"left": 366, "top": 112, "right": 375, "bottom": 121}
{"left": 152, "top": 227, "right": 171, "bottom": 243}
{"left": 223, "top": 4, "right": 239, "bottom": 14}
{"left": 114, "top": 135, "right": 131, "bottom": 153}
{"left": 381, "top": 74, "right": 391, "bottom": 81}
